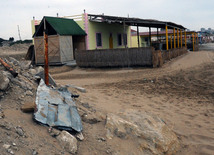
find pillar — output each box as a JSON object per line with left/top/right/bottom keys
{"left": 173, "top": 28, "right": 176, "bottom": 48}
{"left": 166, "top": 25, "right": 168, "bottom": 50}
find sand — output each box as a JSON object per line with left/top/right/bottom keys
{"left": 52, "top": 45, "right": 214, "bottom": 155}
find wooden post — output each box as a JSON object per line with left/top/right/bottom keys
{"left": 44, "top": 19, "right": 49, "bottom": 85}
{"left": 192, "top": 33, "right": 195, "bottom": 51}
{"left": 173, "top": 28, "right": 176, "bottom": 48}
{"left": 185, "top": 30, "right": 187, "bottom": 48}
{"left": 180, "top": 30, "right": 183, "bottom": 48}
{"left": 166, "top": 25, "right": 168, "bottom": 50}
{"left": 170, "top": 35, "right": 172, "bottom": 49}
{"left": 177, "top": 29, "right": 179, "bottom": 48}
{"left": 149, "top": 27, "right": 152, "bottom": 46}
{"left": 157, "top": 28, "right": 159, "bottom": 41}
{"left": 137, "top": 25, "right": 140, "bottom": 48}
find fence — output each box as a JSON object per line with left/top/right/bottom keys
{"left": 75, "top": 47, "right": 154, "bottom": 67}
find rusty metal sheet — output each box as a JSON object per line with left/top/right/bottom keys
{"left": 34, "top": 79, "right": 82, "bottom": 132}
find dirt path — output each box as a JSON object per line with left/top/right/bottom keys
{"left": 53, "top": 49, "right": 214, "bottom": 155}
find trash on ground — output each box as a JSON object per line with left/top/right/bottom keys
{"left": 34, "top": 79, "right": 82, "bottom": 132}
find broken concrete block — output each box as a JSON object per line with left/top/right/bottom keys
{"left": 105, "top": 109, "right": 180, "bottom": 155}
{"left": 21, "top": 102, "right": 35, "bottom": 113}
{"left": 0, "top": 72, "right": 10, "bottom": 91}
{"left": 56, "top": 131, "right": 77, "bottom": 154}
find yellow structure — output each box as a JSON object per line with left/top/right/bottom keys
{"left": 185, "top": 30, "right": 187, "bottom": 47}
{"left": 177, "top": 29, "right": 179, "bottom": 48}
{"left": 192, "top": 33, "right": 195, "bottom": 51}
{"left": 173, "top": 28, "right": 176, "bottom": 48}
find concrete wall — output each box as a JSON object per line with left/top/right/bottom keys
{"left": 75, "top": 47, "right": 154, "bottom": 67}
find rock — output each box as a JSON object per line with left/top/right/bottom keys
{"left": 2, "top": 71, "right": 13, "bottom": 80}
{"left": 8, "top": 57, "right": 20, "bottom": 66}
{"left": 35, "top": 66, "right": 44, "bottom": 74}
{"left": 3, "top": 144, "right": 11, "bottom": 149}
{"left": 20, "top": 61, "right": 32, "bottom": 70}
{"left": 29, "top": 69, "right": 37, "bottom": 75}
{"left": 82, "top": 113, "right": 101, "bottom": 124}
{"left": 68, "top": 84, "right": 86, "bottom": 93}
{"left": 32, "top": 150, "right": 38, "bottom": 155}
{"left": 0, "top": 110, "right": 5, "bottom": 119}
{"left": 25, "top": 90, "right": 33, "bottom": 96}
{"left": 21, "top": 102, "right": 35, "bottom": 113}
{"left": 49, "top": 128, "right": 61, "bottom": 137}
{"left": 76, "top": 132, "right": 84, "bottom": 141}
{"left": 15, "top": 126, "right": 25, "bottom": 137}
{"left": 0, "top": 72, "right": 10, "bottom": 91}
{"left": 105, "top": 109, "right": 180, "bottom": 155}
{"left": 7, "top": 149, "right": 14, "bottom": 154}
{"left": 56, "top": 130, "right": 78, "bottom": 154}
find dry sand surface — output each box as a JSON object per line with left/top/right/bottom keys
{"left": 0, "top": 43, "right": 214, "bottom": 155}
{"left": 51, "top": 45, "right": 214, "bottom": 155}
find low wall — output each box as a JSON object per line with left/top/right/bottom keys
{"left": 152, "top": 47, "right": 188, "bottom": 67}
{"left": 75, "top": 47, "right": 154, "bottom": 67}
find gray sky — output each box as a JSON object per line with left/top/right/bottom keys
{"left": 1, "top": 0, "right": 214, "bottom": 40}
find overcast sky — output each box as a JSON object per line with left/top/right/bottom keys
{"left": 0, "top": 0, "right": 214, "bottom": 40}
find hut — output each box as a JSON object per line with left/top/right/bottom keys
{"left": 33, "top": 16, "right": 86, "bottom": 65}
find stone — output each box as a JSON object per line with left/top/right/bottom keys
{"left": 35, "top": 66, "right": 44, "bottom": 74}
{"left": 76, "top": 132, "right": 84, "bottom": 141}
{"left": 8, "top": 57, "right": 20, "bottom": 66}
{"left": 25, "top": 90, "right": 33, "bottom": 96}
{"left": 68, "top": 84, "right": 86, "bottom": 93}
{"left": 49, "top": 128, "right": 61, "bottom": 137}
{"left": 56, "top": 130, "right": 78, "bottom": 154}
{"left": 20, "top": 61, "right": 32, "bottom": 70}
{"left": 32, "top": 150, "right": 38, "bottom": 155}
{"left": 21, "top": 102, "right": 35, "bottom": 113}
{"left": 3, "top": 144, "right": 11, "bottom": 149}
{"left": 0, "top": 72, "right": 10, "bottom": 91}
{"left": 29, "top": 69, "right": 37, "bottom": 75}
{"left": 0, "top": 110, "right": 5, "bottom": 119}
{"left": 105, "top": 109, "right": 180, "bottom": 155}
{"left": 15, "top": 126, "right": 25, "bottom": 137}
{"left": 2, "top": 71, "right": 13, "bottom": 80}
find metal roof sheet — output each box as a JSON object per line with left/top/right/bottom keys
{"left": 33, "top": 16, "right": 86, "bottom": 37}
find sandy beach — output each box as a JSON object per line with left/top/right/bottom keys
{"left": 51, "top": 44, "right": 214, "bottom": 155}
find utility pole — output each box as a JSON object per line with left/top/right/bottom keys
{"left": 17, "top": 25, "right": 21, "bottom": 41}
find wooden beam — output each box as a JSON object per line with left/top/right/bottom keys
{"left": 192, "top": 33, "right": 195, "bottom": 51}
{"left": 137, "top": 25, "right": 140, "bottom": 48}
{"left": 180, "top": 30, "right": 182, "bottom": 48}
{"left": 185, "top": 30, "right": 187, "bottom": 48}
{"left": 149, "top": 27, "right": 152, "bottom": 46}
{"left": 166, "top": 25, "right": 168, "bottom": 50}
{"left": 173, "top": 28, "right": 176, "bottom": 48}
{"left": 177, "top": 29, "right": 179, "bottom": 48}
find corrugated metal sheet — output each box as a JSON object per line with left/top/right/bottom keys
{"left": 45, "top": 16, "right": 86, "bottom": 36}
{"left": 34, "top": 79, "right": 82, "bottom": 132}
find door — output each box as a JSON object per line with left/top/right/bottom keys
{"left": 109, "top": 33, "right": 113, "bottom": 49}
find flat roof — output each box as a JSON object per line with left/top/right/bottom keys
{"left": 88, "top": 14, "right": 186, "bottom": 29}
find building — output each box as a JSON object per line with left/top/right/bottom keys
{"left": 33, "top": 16, "right": 86, "bottom": 64}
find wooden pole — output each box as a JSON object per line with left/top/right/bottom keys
{"left": 177, "top": 29, "right": 179, "bottom": 48}
{"left": 170, "top": 35, "right": 172, "bottom": 49}
{"left": 192, "top": 33, "right": 195, "bottom": 51}
{"left": 185, "top": 30, "right": 187, "bottom": 48}
{"left": 166, "top": 25, "right": 168, "bottom": 50}
{"left": 157, "top": 28, "right": 159, "bottom": 41}
{"left": 44, "top": 19, "right": 49, "bottom": 85}
{"left": 137, "top": 25, "right": 140, "bottom": 48}
{"left": 173, "top": 28, "right": 176, "bottom": 48}
{"left": 149, "top": 27, "right": 152, "bottom": 46}
{"left": 180, "top": 30, "right": 182, "bottom": 48}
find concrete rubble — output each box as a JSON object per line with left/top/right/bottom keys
{"left": 105, "top": 109, "right": 180, "bottom": 155}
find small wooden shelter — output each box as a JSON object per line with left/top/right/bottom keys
{"left": 33, "top": 16, "right": 86, "bottom": 65}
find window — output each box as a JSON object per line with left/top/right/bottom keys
{"left": 117, "top": 34, "right": 122, "bottom": 46}
{"left": 96, "top": 33, "right": 102, "bottom": 47}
